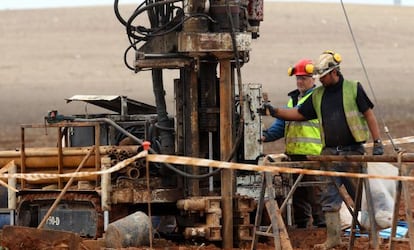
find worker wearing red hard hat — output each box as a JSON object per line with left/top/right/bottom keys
{"left": 262, "top": 58, "right": 325, "bottom": 229}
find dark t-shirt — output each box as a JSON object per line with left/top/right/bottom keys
{"left": 298, "top": 75, "right": 373, "bottom": 147}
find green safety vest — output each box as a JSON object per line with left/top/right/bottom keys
{"left": 312, "top": 80, "right": 369, "bottom": 147}
{"left": 284, "top": 91, "right": 322, "bottom": 155}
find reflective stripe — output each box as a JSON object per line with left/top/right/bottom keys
{"left": 286, "top": 137, "right": 322, "bottom": 144}
{"left": 287, "top": 121, "right": 319, "bottom": 128}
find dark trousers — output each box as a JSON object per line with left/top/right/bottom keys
{"left": 319, "top": 145, "right": 365, "bottom": 212}
{"left": 292, "top": 173, "right": 325, "bottom": 228}
{"left": 288, "top": 154, "right": 325, "bottom": 228}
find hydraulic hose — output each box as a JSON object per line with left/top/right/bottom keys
{"left": 73, "top": 117, "right": 224, "bottom": 179}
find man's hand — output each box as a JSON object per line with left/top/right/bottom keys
{"left": 259, "top": 135, "right": 268, "bottom": 143}
{"left": 263, "top": 103, "right": 278, "bottom": 117}
{"left": 373, "top": 139, "right": 384, "bottom": 155}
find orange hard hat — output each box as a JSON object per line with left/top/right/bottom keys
{"left": 287, "top": 58, "right": 314, "bottom": 76}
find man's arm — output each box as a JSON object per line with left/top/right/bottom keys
{"left": 363, "top": 108, "right": 384, "bottom": 155}
{"left": 262, "top": 119, "right": 285, "bottom": 142}
{"left": 363, "top": 108, "right": 381, "bottom": 141}
{"left": 266, "top": 105, "right": 307, "bottom": 121}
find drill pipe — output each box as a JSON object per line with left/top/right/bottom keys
{"left": 0, "top": 146, "right": 138, "bottom": 157}
{"left": 0, "top": 146, "right": 139, "bottom": 168}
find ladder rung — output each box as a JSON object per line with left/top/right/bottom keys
{"left": 254, "top": 231, "right": 275, "bottom": 237}
{"left": 390, "top": 237, "right": 409, "bottom": 242}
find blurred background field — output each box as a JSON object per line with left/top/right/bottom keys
{"left": 1, "top": 2, "right": 413, "bottom": 151}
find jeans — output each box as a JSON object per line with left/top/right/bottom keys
{"left": 319, "top": 145, "right": 365, "bottom": 212}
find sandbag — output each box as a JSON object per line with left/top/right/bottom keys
{"left": 340, "top": 162, "right": 397, "bottom": 229}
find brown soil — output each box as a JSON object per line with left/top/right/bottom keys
{"left": 1, "top": 2, "right": 414, "bottom": 250}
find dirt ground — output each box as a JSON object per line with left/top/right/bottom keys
{"left": 1, "top": 2, "right": 414, "bottom": 250}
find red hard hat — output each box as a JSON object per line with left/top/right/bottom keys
{"left": 287, "top": 58, "right": 314, "bottom": 76}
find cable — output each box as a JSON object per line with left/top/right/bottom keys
{"left": 115, "top": 0, "right": 187, "bottom": 70}
{"left": 126, "top": 0, "right": 181, "bottom": 40}
{"left": 340, "top": 0, "right": 399, "bottom": 151}
{"left": 144, "top": 13, "right": 213, "bottom": 38}
{"left": 123, "top": 41, "right": 138, "bottom": 71}
{"left": 225, "top": 0, "right": 245, "bottom": 163}
{"left": 114, "top": 0, "right": 146, "bottom": 27}
{"left": 73, "top": 117, "right": 223, "bottom": 179}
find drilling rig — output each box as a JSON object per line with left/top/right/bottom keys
{"left": 0, "top": 0, "right": 265, "bottom": 248}
{"left": 113, "top": 0, "right": 264, "bottom": 248}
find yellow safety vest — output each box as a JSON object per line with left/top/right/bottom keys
{"left": 312, "top": 80, "right": 369, "bottom": 146}
{"left": 285, "top": 91, "right": 322, "bottom": 155}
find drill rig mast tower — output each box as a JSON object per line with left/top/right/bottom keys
{"left": 115, "top": 0, "right": 264, "bottom": 247}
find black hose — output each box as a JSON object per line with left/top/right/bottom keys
{"left": 126, "top": 0, "right": 181, "bottom": 40}
{"left": 123, "top": 42, "right": 138, "bottom": 71}
{"left": 114, "top": 0, "right": 146, "bottom": 27}
{"left": 73, "top": 117, "right": 223, "bottom": 179}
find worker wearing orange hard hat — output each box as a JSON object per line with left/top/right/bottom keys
{"left": 262, "top": 50, "right": 384, "bottom": 249}
{"left": 262, "top": 58, "right": 325, "bottom": 229}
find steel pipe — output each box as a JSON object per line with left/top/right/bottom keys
{"left": 0, "top": 156, "right": 96, "bottom": 169}
{"left": 0, "top": 146, "right": 138, "bottom": 157}
{"left": 0, "top": 146, "right": 139, "bottom": 168}
{"left": 126, "top": 167, "right": 140, "bottom": 179}
{"left": 177, "top": 198, "right": 206, "bottom": 211}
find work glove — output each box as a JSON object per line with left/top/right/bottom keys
{"left": 373, "top": 139, "right": 384, "bottom": 155}
{"left": 262, "top": 103, "right": 278, "bottom": 117}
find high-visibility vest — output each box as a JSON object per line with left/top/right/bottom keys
{"left": 312, "top": 80, "right": 369, "bottom": 146}
{"left": 284, "top": 91, "right": 322, "bottom": 155}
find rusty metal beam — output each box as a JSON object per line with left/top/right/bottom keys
{"left": 111, "top": 188, "right": 183, "bottom": 204}
{"left": 177, "top": 198, "right": 206, "bottom": 211}
{"left": 136, "top": 32, "right": 178, "bottom": 54}
{"left": 190, "top": 67, "right": 200, "bottom": 196}
{"left": 220, "top": 58, "right": 234, "bottom": 249}
{"left": 174, "top": 78, "right": 184, "bottom": 156}
{"left": 178, "top": 32, "right": 252, "bottom": 52}
{"left": 307, "top": 154, "right": 414, "bottom": 162}
{"left": 135, "top": 57, "right": 193, "bottom": 71}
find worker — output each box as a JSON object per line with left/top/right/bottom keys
{"left": 261, "top": 58, "right": 324, "bottom": 229}
{"left": 263, "top": 50, "right": 384, "bottom": 249}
